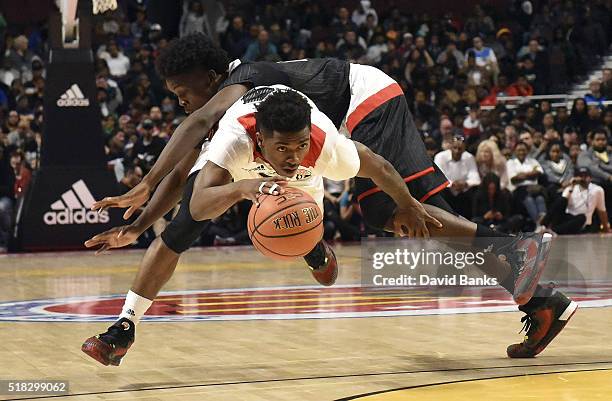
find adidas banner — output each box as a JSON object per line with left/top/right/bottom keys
{"left": 14, "top": 48, "right": 121, "bottom": 251}
{"left": 42, "top": 49, "right": 106, "bottom": 168}
{"left": 14, "top": 167, "right": 123, "bottom": 251}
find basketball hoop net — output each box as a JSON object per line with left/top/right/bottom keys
{"left": 92, "top": 0, "right": 117, "bottom": 14}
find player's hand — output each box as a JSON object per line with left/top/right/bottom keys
{"left": 239, "top": 176, "right": 288, "bottom": 204}
{"left": 393, "top": 201, "right": 443, "bottom": 238}
{"left": 91, "top": 181, "right": 152, "bottom": 220}
{"left": 84, "top": 225, "right": 142, "bottom": 255}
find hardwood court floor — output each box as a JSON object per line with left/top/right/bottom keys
{"left": 1, "top": 235, "right": 611, "bottom": 400}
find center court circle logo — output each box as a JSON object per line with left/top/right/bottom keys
{"left": 1, "top": 284, "right": 612, "bottom": 322}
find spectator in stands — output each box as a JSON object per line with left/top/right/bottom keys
{"left": 584, "top": 105, "right": 603, "bottom": 135}
{"left": 364, "top": 33, "right": 388, "bottom": 65}
{"left": 518, "top": 131, "right": 539, "bottom": 160}
{"left": 180, "top": 0, "right": 211, "bottom": 38}
{"left": 466, "top": 35, "right": 498, "bottom": 78}
{"left": 517, "top": 39, "right": 549, "bottom": 93}
{"left": 243, "top": 29, "right": 278, "bottom": 62}
{"left": 434, "top": 135, "right": 481, "bottom": 219}
{"left": 5, "top": 36, "right": 37, "bottom": 80}
{"left": 436, "top": 41, "right": 464, "bottom": 76}
{"left": 222, "top": 16, "right": 250, "bottom": 60}
{"left": 540, "top": 141, "right": 574, "bottom": 196}
{"left": 541, "top": 167, "right": 610, "bottom": 234}
{"left": 460, "top": 51, "right": 492, "bottom": 88}
{"left": 463, "top": 103, "right": 483, "bottom": 151}
{"left": 405, "top": 47, "right": 434, "bottom": 86}
{"left": 570, "top": 98, "right": 589, "bottom": 134}
{"left": 569, "top": 143, "right": 582, "bottom": 166}
{"left": 577, "top": 129, "right": 612, "bottom": 220}
{"left": 99, "top": 41, "right": 131, "bottom": 79}
{"left": 475, "top": 139, "right": 508, "bottom": 189}
{"left": 331, "top": 7, "right": 357, "bottom": 40}
{"left": 509, "top": 75, "right": 533, "bottom": 97}
{"left": 336, "top": 30, "right": 366, "bottom": 62}
{"left": 472, "top": 172, "right": 515, "bottom": 233}
{"left": 2, "top": 110, "right": 19, "bottom": 134}
{"left": 585, "top": 79, "right": 607, "bottom": 105}
{"left": 431, "top": 117, "right": 460, "bottom": 149}
{"left": 0, "top": 150, "right": 29, "bottom": 247}
{"left": 130, "top": 7, "right": 150, "bottom": 40}
{"left": 555, "top": 106, "right": 570, "bottom": 133}
{"left": 352, "top": 0, "right": 378, "bottom": 28}
{"left": 507, "top": 141, "right": 546, "bottom": 227}
{"left": 132, "top": 119, "right": 165, "bottom": 174}
{"left": 561, "top": 126, "right": 579, "bottom": 154}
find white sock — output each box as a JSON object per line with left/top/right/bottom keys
{"left": 119, "top": 290, "right": 153, "bottom": 325}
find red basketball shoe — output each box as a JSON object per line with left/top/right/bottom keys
{"left": 304, "top": 241, "right": 338, "bottom": 286}
{"left": 82, "top": 318, "right": 135, "bottom": 366}
{"left": 507, "top": 289, "right": 578, "bottom": 358}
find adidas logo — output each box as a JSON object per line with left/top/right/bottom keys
{"left": 56, "top": 84, "right": 90, "bottom": 107}
{"left": 43, "top": 180, "right": 109, "bottom": 225}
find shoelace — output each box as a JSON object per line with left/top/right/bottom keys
{"left": 100, "top": 324, "right": 131, "bottom": 346}
{"left": 519, "top": 313, "right": 536, "bottom": 335}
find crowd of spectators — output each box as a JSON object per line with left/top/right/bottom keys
{"left": 0, "top": 0, "right": 611, "bottom": 249}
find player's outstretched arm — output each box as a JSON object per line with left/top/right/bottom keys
{"left": 354, "top": 142, "right": 443, "bottom": 238}
{"left": 85, "top": 148, "right": 200, "bottom": 254}
{"left": 91, "top": 84, "right": 249, "bottom": 215}
{"left": 190, "top": 161, "right": 287, "bottom": 221}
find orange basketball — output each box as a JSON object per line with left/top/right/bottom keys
{"left": 248, "top": 187, "right": 323, "bottom": 260}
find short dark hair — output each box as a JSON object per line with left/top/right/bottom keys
{"left": 156, "top": 32, "right": 229, "bottom": 79}
{"left": 593, "top": 128, "right": 609, "bottom": 138}
{"left": 256, "top": 90, "right": 311, "bottom": 135}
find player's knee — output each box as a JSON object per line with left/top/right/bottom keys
{"left": 360, "top": 204, "right": 389, "bottom": 231}
{"left": 160, "top": 223, "right": 200, "bottom": 254}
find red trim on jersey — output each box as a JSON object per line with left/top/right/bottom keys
{"left": 237, "top": 113, "right": 262, "bottom": 160}
{"left": 356, "top": 166, "right": 435, "bottom": 202}
{"left": 346, "top": 83, "right": 404, "bottom": 134}
{"left": 419, "top": 180, "right": 450, "bottom": 203}
{"left": 301, "top": 123, "right": 326, "bottom": 167}
{"left": 236, "top": 113, "right": 326, "bottom": 167}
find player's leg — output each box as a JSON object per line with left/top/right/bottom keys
{"left": 349, "top": 87, "right": 575, "bottom": 356}
{"left": 81, "top": 173, "right": 208, "bottom": 366}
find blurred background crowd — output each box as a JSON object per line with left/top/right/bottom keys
{"left": 0, "top": 0, "right": 611, "bottom": 250}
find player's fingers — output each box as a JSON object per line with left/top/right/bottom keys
{"left": 246, "top": 193, "right": 259, "bottom": 205}
{"left": 267, "top": 182, "right": 282, "bottom": 196}
{"left": 91, "top": 196, "right": 120, "bottom": 210}
{"left": 422, "top": 224, "right": 430, "bottom": 239}
{"left": 85, "top": 231, "right": 113, "bottom": 244}
{"left": 95, "top": 243, "right": 111, "bottom": 256}
{"left": 427, "top": 214, "right": 443, "bottom": 228}
{"left": 123, "top": 205, "right": 138, "bottom": 220}
{"left": 407, "top": 227, "right": 416, "bottom": 239}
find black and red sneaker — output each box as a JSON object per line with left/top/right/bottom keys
{"left": 507, "top": 289, "right": 578, "bottom": 358}
{"left": 304, "top": 241, "right": 338, "bottom": 286}
{"left": 82, "top": 318, "right": 135, "bottom": 366}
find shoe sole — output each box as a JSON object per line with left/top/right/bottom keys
{"left": 514, "top": 233, "right": 552, "bottom": 305}
{"left": 81, "top": 336, "right": 126, "bottom": 366}
{"left": 508, "top": 300, "right": 578, "bottom": 358}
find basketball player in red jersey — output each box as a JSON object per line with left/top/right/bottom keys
{"left": 82, "top": 34, "right": 575, "bottom": 365}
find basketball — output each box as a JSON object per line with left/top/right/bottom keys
{"left": 248, "top": 187, "right": 323, "bottom": 260}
